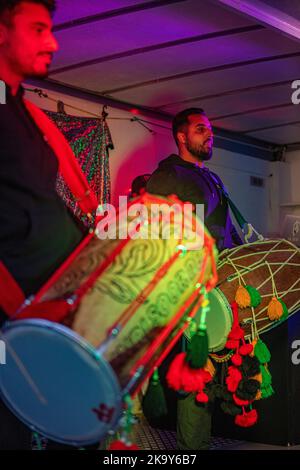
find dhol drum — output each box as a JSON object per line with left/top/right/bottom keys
{"left": 0, "top": 194, "right": 217, "bottom": 446}
{"left": 185, "top": 239, "right": 300, "bottom": 352}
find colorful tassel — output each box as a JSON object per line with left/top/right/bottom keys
{"left": 254, "top": 339, "right": 271, "bottom": 364}
{"left": 233, "top": 394, "right": 251, "bottom": 407}
{"left": 226, "top": 366, "right": 242, "bottom": 393}
{"left": 231, "top": 353, "right": 242, "bottom": 366}
{"left": 235, "top": 285, "right": 251, "bottom": 308}
{"left": 267, "top": 297, "right": 284, "bottom": 321}
{"left": 236, "top": 379, "right": 260, "bottom": 401}
{"left": 235, "top": 408, "right": 258, "bottom": 427}
{"left": 278, "top": 299, "right": 289, "bottom": 322}
{"left": 261, "top": 384, "right": 274, "bottom": 399}
{"left": 204, "top": 358, "right": 216, "bottom": 377}
{"left": 239, "top": 342, "right": 254, "bottom": 356}
{"left": 166, "top": 352, "right": 212, "bottom": 394}
{"left": 260, "top": 365, "right": 272, "bottom": 387}
{"left": 186, "top": 327, "right": 209, "bottom": 369}
{"left": 108, "top": 440, "right": 139, "bottom": 450}
{"left": 142, "top": 369, "right": 167, "bottom": 422}
{"left": 246, "top": 285, "right": 262, "bottom": 308}
{"left": 254, "top": 389, "right": 262, "bottom": 401}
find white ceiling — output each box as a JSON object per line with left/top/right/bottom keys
{"left": 44, "top": 0, "right": 300, "bottom": 149}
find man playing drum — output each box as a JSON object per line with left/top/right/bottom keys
{"left": 147, "top": 107, "right": 243, "bottom": 450}
{"left": 0, "top": 0, "right": 97, "bottom": 449}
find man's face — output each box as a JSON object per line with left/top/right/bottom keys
{"left": 181, "top": 114, "right": 214, "bottom": 161}
{"left": 0, "top": 2, "right": 58, "bottom": 79}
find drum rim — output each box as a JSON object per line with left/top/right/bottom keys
{"left": 184, "top": 287, "right": 233, "bottom": 352}
{"left": 0, "top": 319, "right": 123, "bottom": 446}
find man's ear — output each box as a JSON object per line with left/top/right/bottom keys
{"left": 177, "top": 131, "right": 186, "bottom": 145}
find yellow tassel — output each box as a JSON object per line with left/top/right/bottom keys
{"left": 252, "top": 372, "right": 263, "bottom": 383}
{"left": 235, "top": 285, "right": 251, "bottom": 308}
{"left": 254, "top": 389, "right": 262, "bottom": 401}
{"left": 267, "top": 297, "right": 284, "bottom": 321}
{"left": 204, "top": 358, "right": 216, "bottom": 377}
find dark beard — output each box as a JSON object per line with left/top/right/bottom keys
{"left": 186, "top": 141, "right": 212, "bottom": 161}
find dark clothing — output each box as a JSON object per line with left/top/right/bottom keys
{"left": 0, "top": 85, "right": 84, "bottom": 302}
{"left": 0, "top": 84, "right": 86, "bottom": 449}
{"left": 147, "top": 154, "right": 242, "bottom": 449}
{"left": 146, "top": 154, "right": 242, "bottom": 251}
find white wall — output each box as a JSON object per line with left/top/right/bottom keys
{"left": 25, "top": 85, "right": 289, "bottom": 237}
{"left": 284, "top": 150, "right": 300, "bottom": 204}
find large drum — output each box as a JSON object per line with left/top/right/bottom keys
{"left": 0, "top": 194, "right": 217, "bottom": 446}
{"left": 185, "top": 239, "right": 300, "bottom": 352}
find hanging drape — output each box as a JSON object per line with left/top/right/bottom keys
{"left": 46, "top": 111, "right": 113, "bottom": 226}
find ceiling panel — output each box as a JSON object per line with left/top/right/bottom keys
{"left": 109, "top": 56, "right": 300, "bottom": 107}
{"left": 53, "top": 0, "right": 153, "bottom": 24}
{"left": 161, "top": 84, "right": 292, "bottom": 116}
{"left": 51, "top": 29, "right": 299, "bottom": 93}
{"left": 40, "top": 0, "right": 300, "bottom": 147}
{"left": 50, "top": 0, "right": 255, "bottom": 70}
{"left": 248, "top": 123, "right": 300, "bottom": 144}
{"left": 212, "top": 103, "right": 300, "bottom": 132}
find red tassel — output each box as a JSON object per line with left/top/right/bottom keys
{"left": 196, "top": 391, "right": 209, "bottom": 403}
{"left": 166, "top": 352, "right": 212, "bottom": 394}
{"left": 166, "top": 352, "right": 185, "bottom": 390}
{"left": 231, "top": 353, "right": 242, "bottom": 366}
{"left": 109, "top": 440, "right": 139, "bottom": 450}
{"left": 239, "top": 343, "right": 253, "bottom": 356}
{"left": 235, "top": 409, "right": 258, "bottom": 427}
{"left": 227, "top": 325, "right": 245, "bottom": 341}
{"left": 226, "top": 366, "right": 242, "bottom": 393}
{"left": 233, "top": 394, "right": 251, "bottom": 406}
{"left": 225, "top": 339, "right": 240, "bottom": 350}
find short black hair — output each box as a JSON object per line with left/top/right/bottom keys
{"left": 0, "top": 0, "right": 56, "bottom": 24}
{"left": 172, "top": 107, "right": 206, "bottom": 145}
{"left": 130, "top": 174, "right": 151, "bottom": 197}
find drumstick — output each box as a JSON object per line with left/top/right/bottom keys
{"left": 3, "top": 339, "right": 48, "bottom": 406}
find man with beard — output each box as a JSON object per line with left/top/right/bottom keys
{"left": 147, "top": 107, "right": 242, "bottom": 252}
{"left": 0, "top": 1, "right": 97, "bottom": 449}
{"left": 146, "top": 108, "right": 242, "bottom": 450}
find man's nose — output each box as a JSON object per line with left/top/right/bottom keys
{"left": 46, "top": 32, "right": 59, "bottom": 52}
{"left": 207, "top": 128, "right": 214, "bottom": 139}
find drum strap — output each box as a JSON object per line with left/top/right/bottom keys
{"left": 208, "top": 171, "right": 264, "bottom": 242}
{"left": 0, "top": 262, "right": 25, "bottom": 317}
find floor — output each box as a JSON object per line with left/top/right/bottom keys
{"left": 132, "top": 417, "right": 300, "bottom": 451}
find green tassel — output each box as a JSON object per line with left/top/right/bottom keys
{"left": 246, "top": 285, "right": 262, "bottom": 308}
{"left": 186, "top": 327, "right": 209, "bottom": 369}
{"left": 142, "top": 369, "right": 168, "bottom": 422}
{"left": 278, "top": 299, "right": 289, "bottom": 322}
{"left": 261, "top": 384, "right": 274, "bottom": 399}
{"left": 254, "top": 339, "right": 271, "bottom": 364}
{"left": 260, "top": 365, "right": 272, "bottom": 387}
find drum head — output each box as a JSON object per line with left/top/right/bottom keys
{"left": 0, "top": 320, "right": 122, "bottom": 446}
{"left": 184, "top": 288, "right": 233, "bottom": 352}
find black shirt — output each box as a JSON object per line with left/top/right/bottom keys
{"left": 0, "top": 84, "right": 84, "bottom": 299}
{"left": 146, "top": 154, "right": 243, "bottom": 251}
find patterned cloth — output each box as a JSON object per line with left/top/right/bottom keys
{"left": 46, "top": 111, "right": 113, "bottom": 227}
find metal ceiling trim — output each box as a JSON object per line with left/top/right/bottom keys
{"left": 214, "top": 0, "right": 300, "bottom": 42}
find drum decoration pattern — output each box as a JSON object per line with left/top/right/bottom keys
{"left": 0, "top": 194, "right": 218, "bottom": 446}
{"left": 182, "top": 238, "right": 299, "bottom": 428}
{"left": 217, "top": 239, "right": 300, "bottom": 341}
